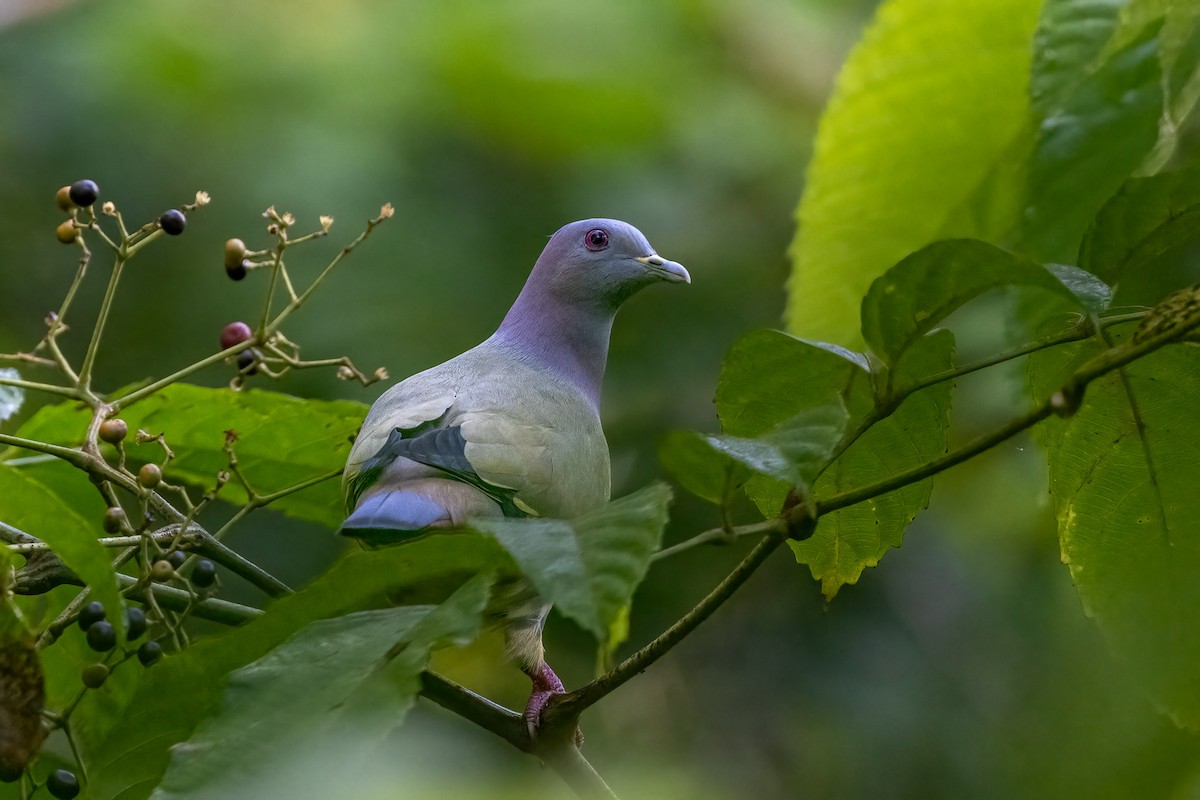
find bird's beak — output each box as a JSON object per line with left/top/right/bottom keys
{"left": 637, "top": 254, "right": 691, "bottom": 284}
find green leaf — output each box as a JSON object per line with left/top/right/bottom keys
{"left": 1079, "top": 167, "right": 1200, "bottom": 290}
{"left": 659, "top": 430, "right": 736, "bottom": 505}
{"left": 861, "top": 239, "right": 1101, "bottom": 369}
{"left": 795, "top": 330, "right": 956, "bottom": 600}
{"left": 0, "top": 369, "right": 22, "bottom": 425}
{"left": 717, "top": 330, "right": 869, "bottom": 517}
{"left": 1029, "top": 0, "right": 1124, "bottom": 116}
{"left": 0, "top": 465, "right": 124, "bottom": 637}
{"left": 1022, "top": 14, "right": 1164, "bottom": 261}
{"left": 150, "top": 574, "right": 492, "bottom": 800}
{"left": 79, "top": 534, "right": 511, "bottom": 800}
{"left": 18, "top": 385, "right": 367, "bottom": 530}
{"left": 786, "top": 0, "right": 1043, "bottom": 346}
{"left": 472, "top": 484, "right": 671, "bottom": 641}
{"left": 699, "top": 399, "right": 850, "bottom": 504}
{"left": 1030, "top": 328, "right": 1200, "bottom": 729}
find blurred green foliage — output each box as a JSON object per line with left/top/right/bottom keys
{"left": 3, "top": 0, "right": 1200, "bottom": 798}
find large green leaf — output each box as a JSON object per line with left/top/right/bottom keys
{"left": 18, "top": 385, "right": 367, "bottom": 530}
{"left": 796, "top": 331, "right": 956, "bottom": 599}
{"left": 1030, "top": 328, "right": 1200, "bottom": 729}
{"left": 786, "top": 0, "right": 1043, "bottom": 346}
{"left": 1079, "top": 168, "right": 1200, "bottom": 292}
{"left": 1029, "top": 0, "right": 1124, "bottom": 116}
{"left": 1022, "top": 11, "right": 1164, "bottom": 261}
{"left": 472, "top": 484, "right": 671, "bottom": 641}
{"left": 150, "top": 574, "right": 492, "bottom": 800}
{"left": 80, "top": 534, "right": 511, "bottom": 800}
{"left": 860, "top": 239, "right": 1101, "bottom": 370}
{"left": 0, "top": 465, "right": 124, "bottom": 638}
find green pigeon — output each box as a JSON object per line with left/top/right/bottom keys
{"left": 341, "top": 218, "right": 689, "bottom": 730}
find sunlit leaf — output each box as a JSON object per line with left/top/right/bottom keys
{"left": 786, "top": 0, "right": 1042, "bottom": 346}
{"left": 473, "top": 484, "right": 670, "bottom": 641}
{"left": 17, "top": 385, "right": 367, "bottom": 530}
{"left": 1030, "top": 326, "right": 1200, "bottom": 729}
{"left": 150, "top": 575, "right": 492, "bottom": 800}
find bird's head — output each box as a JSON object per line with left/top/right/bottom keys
{"left": 531, "top": 218, "right": 690, "bottom": 311}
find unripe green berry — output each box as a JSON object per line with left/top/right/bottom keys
{"left": 138, "top": 462, "right": 163, "bottom": 488}
{"left": 102, "top": 506, "right": 126, "bottom": 534}
{"left": 224, "top": 238, "right": 246, "bottom": 267}
{"left": 82, "top": 663, "right": 109, "bottom": 689}
{"left": 56, "top": 220, "right": 78, "bottom": 244}
{"left": 151, "top": 560, "right": 174, "bottom": 582}
{"left": 56, "top": 185, "right": 74, "bottom": 211}
{"left": 99, "top": 418, "right": 128, "bottom": 444}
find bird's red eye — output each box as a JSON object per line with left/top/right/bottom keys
{"left": 584, "top": 228, "right": 609, "bottom": 251}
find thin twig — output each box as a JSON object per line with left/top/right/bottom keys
{"left": 651, "top": 517, "right": 785, "bottom": 562}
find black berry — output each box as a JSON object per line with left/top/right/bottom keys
{"left": 68, "top": 179, "right": 99, "bottom": 207}
{"left": 236, "top": 348, "right": 259, "bottom": 375}
{"left": 46, "top": 769, "right": 80, "bottom": 800}
{"left": 137, "top": 640, "right": 163, "bottom": 666}
{"left": 81, "top": 663, "right": 109, "bottom": 689}
{"left": 77, "top": 601, "right": 106, "bottom": 632}
{"left": 220, "top": 321, "right": 253, "bottom": 350}
{"left": 125, "top": 607, "right": 147, "bottom": 641}
{"left": 138, "top": 463, "right": 162, "bottom": 488}
{"left": 159, "top": 209, "right": 186, "bottom": 235}
{"left": 191, "top": 559, "right": 217, "bottom": 588}
{"left": 86, "top": 620, "right": 116, "bottom": 652}
{"left": 98, "top": 418, "right": 128, "bottom": 444}
{"left": 166, "top": 550, "right": 187, "bottom": 569}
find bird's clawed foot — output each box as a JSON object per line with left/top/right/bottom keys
{"left": 522, "top": 662, "right": 583, "bottom": 747}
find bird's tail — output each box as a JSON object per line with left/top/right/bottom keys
{"left": 339, "top": 477, "right": 500, "bottom": 546}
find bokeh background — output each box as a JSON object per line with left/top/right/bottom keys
{"left": 2, "top": 1, "right": 1198, "bottom": 798}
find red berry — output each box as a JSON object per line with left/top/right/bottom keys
{"left": 220, "top": 321, "right": 253, "bottom": 350}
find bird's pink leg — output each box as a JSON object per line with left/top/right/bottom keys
{"left": 522, "top": 661, "right": 566, "bottom": 736}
